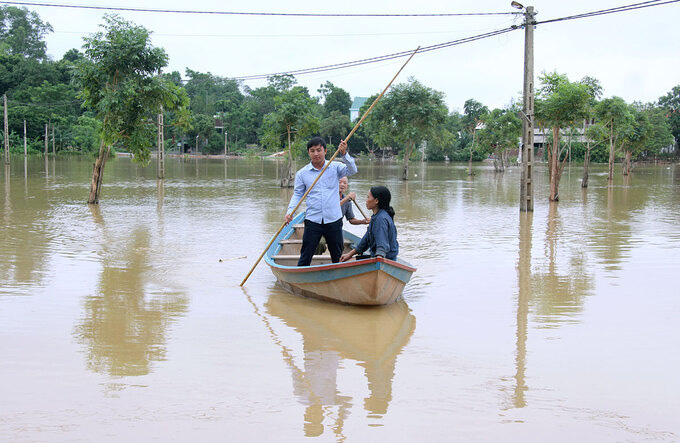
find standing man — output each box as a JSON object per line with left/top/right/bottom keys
{"left": 284, "top": 136, "right": 357, "bottom": 266}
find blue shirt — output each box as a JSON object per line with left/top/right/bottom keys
{"left": 355, "top": 209, "right": 399, "bottom": 260}
{"left": 340, "top": 194, "right": 355, "bottom": 221}
{"left": 287, "top": 153, "right": 357, "bottom": 224}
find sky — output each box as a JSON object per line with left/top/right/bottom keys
{"left": 14, "top": 0, "right": 680, "bottom": 112}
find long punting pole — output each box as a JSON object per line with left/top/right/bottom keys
{"left": 240, "top": 47, "right": 420, "bottom": 287}
{"left": 352, "top": 198, "right": 369, "bottom": 220}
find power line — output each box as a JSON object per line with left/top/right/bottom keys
{"left": 229, "top": 27, "right": 517, "bottom": 81}
{"left": 52, "top": 27, "right": 509, "bottom": 39}
{"left": 219, "top": 0, "right": 679, "bottom": 81}
{"left": 534, "top": 0, "right": 680, "bottom": 25}
{"left": 0, "top": 1, "right": 519, "bottom": 17}
{"left": 7, "top": 99, "right": 82, "bottom": 106}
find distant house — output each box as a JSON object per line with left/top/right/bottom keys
{"left": 532, "top": 118, "right": 596, "bottom": 148}
{"left": 349, "top": 97, "right": 368, "bottom": 121}
{"left": 214, "top": 117, "right": 224, "bottom": 134}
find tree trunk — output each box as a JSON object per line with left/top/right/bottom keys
{"left": 549, "top": 126, "right": 560, "bottom": 201}
{"left": 468, "top": 128, "right": 476, "bottom": 176}
{"left": 623, "top": 150, "right": 632, "bottom": 175}
{"left": 581, "top": 141, "right": 590, "bottom": 188}
{"left": 493, "top": 149, "right": 504, "bottom": 172}
{"left": 88, "top": 140, "right": 110, "bottom": 204}
{"left": 402, "top": 142, "right": 413, "bottom": 180}
{"left": 281, "top": 124, "right": 294, "bottom": 188}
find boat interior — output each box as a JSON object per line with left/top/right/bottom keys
{"left": 271, "top": 223, "right": 356, "bottom": 267}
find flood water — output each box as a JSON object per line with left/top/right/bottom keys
{"left": 1, "top": 156, "right": 679, "bottom": 441}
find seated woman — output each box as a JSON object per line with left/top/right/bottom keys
{"left": 340, "top": 185, "right": 399, "bottom": 262}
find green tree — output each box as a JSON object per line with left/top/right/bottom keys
{"left": 579, "top": 76, "right": 602, "bottom": 188}
{"left": 594, "top": 96, "right": 633, "bottom": 181}
{"left": 462, "top": 99, "right": 488, "bottom": 174}
{"left": 319, "top": 110, "right": 351, "bottom": 146}
{"left": 620, "top": 105, "right": 649, "bottom": 175}
{"left": 0, "top": 5, "right": 53, "bottom": 60}
{"left": 74, "top": 15, "right": 189, "bottom": 204}
{"left": 187, "top": 113, "right": 214, "bottom": 153}
{"left": 318, "top": 81, "right": 351, "bottom": 117}
{"left": 658, "top": 85, "right": 680, "bottom": 154}
{"left": 183, "top": 69, "right": 243, "bottom": 117}
{"left": 642, "top": 105, "right": 674, "bottom": 158}
{"left": 476, "top": 108, "right": 522, "bottom": 172}
{"left": 367, "top": 78, "right": 448, "bottom": 180}
{"left": 535, "top": 72, "right": 592, "bottom": 201}
{"left": 261, "top": 85, "right": 319, "bottom": 186}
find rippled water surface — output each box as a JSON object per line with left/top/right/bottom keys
{"left": 1, "top": 156, "right": 679, "bottom": 441}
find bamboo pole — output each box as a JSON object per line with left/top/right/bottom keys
{"left": 240, "top": 46, "right": 420, "bottom": 286}
{"left": 351, "top": 197, "right": 369, "bottom": 220}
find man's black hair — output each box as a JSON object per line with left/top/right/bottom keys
{"left": 307, "top": 136, "right": 326, "bottom": 150}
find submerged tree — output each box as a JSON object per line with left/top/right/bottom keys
{"left": 535, "top": 72, "right": 592, "bottom": 201}
{"left": 261, "top": 85, "right": 319, "bottom": 187}
{"left": 461, "top": 99, "right": 488, "bottom": 175}
{"left": 578, "top": 76, "right": 602, "bottom": 188}
{"left": 658, "top": 85, "right": 680, "bottom": 154}
{"left": 368, "top": 78, "right": 448, "bottom": 180}
{"left": 593, "top": 97, "right": 633, "bottom": 181}
{"left": 476, "top": 107, "right": 522, "bottom": 172}
{"left": 74, "top": 15, "right": 189, "bottom": 204}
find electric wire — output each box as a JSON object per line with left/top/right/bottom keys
{"left": 0, "top": 1, "right": 519, "bottom": 17}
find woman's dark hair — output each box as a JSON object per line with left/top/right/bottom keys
{"left": 370, "top": 185, "right": 395, "bottom": 219}
{"left": 307, "top": 136, "right": 326, "bottom": 150}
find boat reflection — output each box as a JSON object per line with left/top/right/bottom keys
{"left": 262, "top": 292, "right": 416, "bottom": 437}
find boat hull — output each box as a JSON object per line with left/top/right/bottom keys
{"left": 264, "top": 213, "right": 416, "bottom": 306}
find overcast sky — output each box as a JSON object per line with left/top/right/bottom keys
{"left": 20, "top": 0, "right": 680, "bottom": 112}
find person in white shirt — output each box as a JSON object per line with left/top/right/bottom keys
{"left": 284, "top": 137, "right": 357, "bottom": 266}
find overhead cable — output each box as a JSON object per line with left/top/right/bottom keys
{"left": 0, "top": 1, "right": 519, "bottom": 17}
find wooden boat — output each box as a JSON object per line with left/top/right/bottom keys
{"left": 264, "top": 212, "right": 416, "bottom": 305}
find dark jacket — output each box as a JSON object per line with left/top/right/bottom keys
{"left": 355, "top": 209, "right": 398, "bottom": 260}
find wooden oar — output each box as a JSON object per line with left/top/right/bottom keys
{"left": 240, "top": 46, "right": 420, "bottom": 287}
{"left": 351, "top": 197, "right": 369, "bottom": 221}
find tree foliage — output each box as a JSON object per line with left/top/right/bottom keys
{"left": 73, "top": 14, "right": 189, "bottom": 164}
{"left": 0, "top": 5, "right": 53, "bottom": 60}
{"left": 658, "top": 85, "right": 680, "bottom": 151}
{"left": 318, "top": 81, "right": 351, "bottom": 117}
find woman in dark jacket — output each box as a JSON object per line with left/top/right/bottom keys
{"left": 340, "top": 185, "right": 399, "bottom": 262}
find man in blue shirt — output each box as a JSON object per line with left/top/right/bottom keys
{"left": 284, "top": 136, "right": 357, "bottom": 266}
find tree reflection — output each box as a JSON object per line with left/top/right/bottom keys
{"left": 0, "top": 165, "right": 51, "bottom": 292}
{"left": 75, "top": 213, "right": 188, "bottom": 376}
{"left": 531, "top": 203, "right": 593, "bottom": 325}
{"left": 248, "top": 290, "right": 415, "bottom": 438}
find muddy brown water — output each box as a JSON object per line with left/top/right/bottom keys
{"left": 1, "top": 156, "right": 679, "bottom": 441}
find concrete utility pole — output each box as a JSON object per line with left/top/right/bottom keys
{"left": 157, "top": 106, "right": 165, "bottom": 179}
{"left": 52, "top": 124, "right": 55, "bottom": 154}
{"left": 517, "top": 4, "right": 536, "bottom": 212}
{"left": 3, "top": 94, "right": 9, "bottom": 165}
{"left": 44, "top": 123, "right": 48, "bottom": 155}
{"left": 24, "top": 120, "right": 27, "bottom": 157}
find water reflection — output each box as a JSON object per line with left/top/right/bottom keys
{"left": 248, "top": 290, "right": 415, "bottom": 438}
{"left": 0, "top": 165, "right": 52, "bottom": 293}
{"left": 3, "top": 164, "right": 9, "bottom": 223}
{"left": 74, "top": 207, "right": 188, "bottom": 377}
{"left": 532, "top": 203, "right": 593, "bottom": 326}
{"left": 513, "top": 212, "right": 532, "bottom": 409}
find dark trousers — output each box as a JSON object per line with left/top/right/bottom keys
{"left": 298, "top": 218, "right": 344, "bottom": 266}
